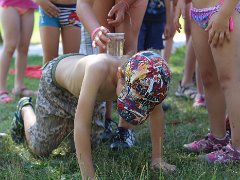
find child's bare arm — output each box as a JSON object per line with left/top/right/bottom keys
{"left": 34, "top": 0, "right": 59, "bottom": 17}
{"left": 74, "top": 61, "right": 108, "bottom": 179}
{"left": 76, "top": 0, "right": 110, "bottom": 49}
{"left": 174, "top": 0, "right": 186, "bottom": 33}
{"left": 164, "top": 0, "right": 171, "bottom": 39}
{"left": 149, "top": 104, "right": 176, "bottom": 172}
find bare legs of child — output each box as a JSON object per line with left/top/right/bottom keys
{"left": 184, "top": 11, "right": 240, "bottom": 163}
{"left": 0, "top": 7, "right": 36, "bottom": 103}
{"left": 175, "top": 37, "right": 197, "bottom": 99}
{"left": 40, "top": 26, "right": 81, "bottom": 64}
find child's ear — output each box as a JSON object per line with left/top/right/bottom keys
{"left": 117, "top": 67, "right": 124, "bottom": 79}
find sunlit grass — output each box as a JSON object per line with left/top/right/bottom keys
{"left": 0, "top": 49, "right": 239, "bottom": 179}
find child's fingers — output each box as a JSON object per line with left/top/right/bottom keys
{"left": 93, "top": 36, "right": 106, "bottom": 49}
{"left": 99, "top": 26, "right": 110, "bottom": 35}
{"left": 225, "top": 31, "right": 231, "bottom": 41}
{"left": 218, "top": 32, "right": 225, "bottom": 46}
{"left": 44, "top": 3, "right": 58, "bottom": 17}
{"left": 108, "top": 4, "right": 119, "bottom": 17}
{"left": 176, "top": 23, "right": 182, "bottom": 33}
{"left": 174, "top": 22, "right": 182, "bottom": 33}
{"left": 107, "top": 15, "right": 123, "bottom": 27}
{"left": 99, "top": 31, "right": 110, "bottom": 44}
{"left": 210, "top": 32, "right": 219, "bottom": 47}
{"left": 208, "top": 29, "right": 215, "bottom": 45}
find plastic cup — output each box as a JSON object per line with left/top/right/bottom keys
{"left": 106, "top": 33, "right": 125, "bottom": 58}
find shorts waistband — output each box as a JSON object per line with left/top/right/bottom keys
{"left": 53, "top": 3, "right": 76, "bottom": 8}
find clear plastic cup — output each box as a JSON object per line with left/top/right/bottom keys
{"left": 106, "top": 33, "right": 125, "bottom": 58}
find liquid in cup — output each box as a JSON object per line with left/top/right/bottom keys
{"left": 106, "top": 33, "right": 125, "bottom": 58}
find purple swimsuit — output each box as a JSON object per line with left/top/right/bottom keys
{"left": 191, "top": 1, "right": 240, "bottom": 29}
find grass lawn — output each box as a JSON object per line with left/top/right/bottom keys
{"left": 0, "top": 48, "right": 239, "bottom": 179}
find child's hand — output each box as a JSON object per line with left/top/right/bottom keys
{"left": 107, "top": 1, "right": 128, "bottom": 27}
{"left": 205, "top": 12, "right": 231, "bottom": 47}
{"left": 174, "top": 0, "right": 186, "bottom": 33}
{"left": 92, "top": 26, "right": 111, "bottom": 49}
{"left": 36, "top": 0, "right": 59, "bottom": 17}
{"left": 151, "top": 158, "right": 176, "bottom": 173}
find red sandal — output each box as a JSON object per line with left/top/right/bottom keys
{"left": 0, "top": 90, "right": 13, "bottom": 104}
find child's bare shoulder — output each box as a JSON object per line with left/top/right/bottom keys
{"left": 85, "top": 54, "right": 111, "bottom": 74}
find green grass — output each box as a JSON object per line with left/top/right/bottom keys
{"left": 0, "top": 49, "right": 240, "bottom": 179}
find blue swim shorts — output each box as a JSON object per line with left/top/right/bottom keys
{"left": 39, "top": 3, "right": 81, "bottom": 28}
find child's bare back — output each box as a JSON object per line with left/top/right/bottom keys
{"left": 55, "top": 53, "right": 123, "bottom": 99}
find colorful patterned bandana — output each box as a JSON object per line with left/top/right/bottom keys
{"left": 117, "top": 51, "right": 171, "bottom": 125}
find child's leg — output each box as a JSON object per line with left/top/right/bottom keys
{"left": 184, "top": 3, "right": 192, "bottom": 42}
{"left": 15, "top": 9, "right": 34, "bottom": 89}
{"left": 21, "top": 105, "right": 74, "bottom": 156}
{"left": 163, "top": 2, "right": 176, "bottom": 62}
{"left": 0, "top": 7, "right": 20, "bottom": 91}
{"left": 21, "top": 105, "right": 36, "bottom": 141}
{"left": 210, "top": 11, "right": 240, "bottom": 149}
{"left": 61, "top": 26, "right": 81, "bottom": 54}
{"left": 175, "top": 37, "right": 197, "bottom": 99}
{"left": 191, "top": 19, "right": 226, "bottom": 138}
{"left": 115, "top": 0, "right": 148, "bottom": 53}
{"left": 40, "top": 26, "right": 60, "bottom": 64}
{"left": 181, "top": 37, "right": 196, "bottom": 86}
{"left": 195, "top": 62, "right": 204, "bottom": 96}
{"left": 193, "top": 62, "right": 206, "bottom": 108}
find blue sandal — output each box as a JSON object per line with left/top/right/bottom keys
{"left": 11, "top": 97, "right": 33, "bottom": 144}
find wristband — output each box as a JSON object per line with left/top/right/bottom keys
{"left": 91, "top": 27, "right": 101, "bottom": 40}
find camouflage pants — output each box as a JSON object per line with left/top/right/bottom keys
{"left": 29, "top": 55, "right": 105, "bottom": 156}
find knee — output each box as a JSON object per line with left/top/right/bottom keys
{"left": 31, "top": 146, "right": 52, "bottom": 157}
{"left": 29, "top": 143, "right": 53, "bottom": 157}
{"left": 17, "top": 43, "right": 29, "bottom": 54}
{"left": 3, "top": 42, "right": 17, "bottom": 56}
{"left": 218, "top": 73, "right": 233, "bottom": 92}
{"left": 201, "top": 70, "right": 217, "bottom": 89}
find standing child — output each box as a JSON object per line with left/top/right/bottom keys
{"left": 35, "top": 0, "right": 81, "bottom": 64}
{"left": 11, "top": 51, "right": 176, "bottom": 178}
{"left": 0, "top": 0, "right": 38, "bottom": 103}
{"left": 175, "top": 0, "right": 240, "bottom": 163}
